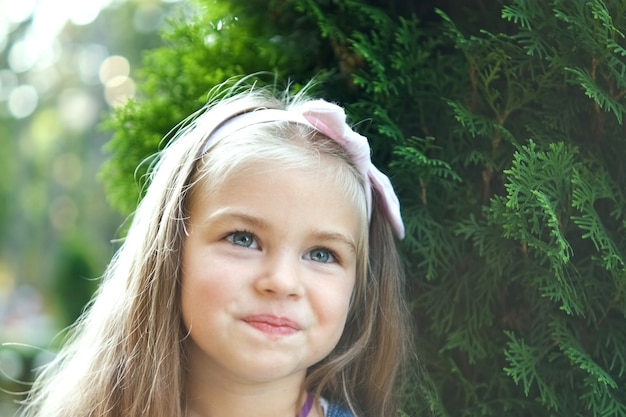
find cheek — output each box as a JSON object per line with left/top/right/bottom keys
{"left": 311, "top": 278, "right": 355, "bottom": 336}
{"left": 180, "top": 249, "right": 235, "bottom": 328}
{"left": 307, "top": 287, "right": 354, "bottom": 363}
{"left": 180, "top": 272, "right": 209, "bottom": 332}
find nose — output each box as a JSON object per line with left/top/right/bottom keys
{"left": 254, "top": 250, "right": 304, "bottom": 298}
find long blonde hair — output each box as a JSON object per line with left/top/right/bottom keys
{"left": 19, "top": 82, "right": 412, "bottom": 417}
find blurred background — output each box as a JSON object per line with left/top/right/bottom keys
{"left": 0, "top": 0, "right": 185, "bottom": 413}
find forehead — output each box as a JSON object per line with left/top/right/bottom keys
{"left": 191, "top": 158, "right": 361, "bottom": 213}
{"left": 192, "top": 127, "right": 367, "bottom": 211}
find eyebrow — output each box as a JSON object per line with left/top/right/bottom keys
{"left": 203, "top": 209, "right": 357, "bottom": 253}
{"left": 203, "top": 209, "right": 270, "bottom": 230}
{"left": 309, "top": 230, "right": 357, "bottom": 254}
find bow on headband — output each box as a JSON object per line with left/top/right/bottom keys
{"left": 199, "top": 99, "right": 405, "bottom": 239}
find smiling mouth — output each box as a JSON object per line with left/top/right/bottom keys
{"left": 242, "top": 314, "right": 301, "bottom": 336}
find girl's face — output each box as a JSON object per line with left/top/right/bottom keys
{"left": 181, "top": 161, "right": 360, "bottom": 387}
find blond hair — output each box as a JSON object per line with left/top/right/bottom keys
{"left": 19, "top": 82, "right": 412, "bottom": 417}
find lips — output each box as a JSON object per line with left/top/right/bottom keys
{"left": 242, "top": 314, "right": 301, "bottom": 336}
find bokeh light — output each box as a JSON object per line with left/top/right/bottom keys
{"left": 0, "top": 69, "right": 18, "bottom": 101}
{"left": 8, "top": 40, "right": 40, "bottom": 73}
{"left": 98, "top": 55, "right": 130, "bottom": 84}
{"left": 99, "top": 55, "right": 136, "bottom": 106}
{"left": 77, "top": 44, "right": 109, "bottom": 85}
{"left": 0, "top": 0, "right": 37, "bottom": 24}
{"left": 68, "top": 0, "right": 112, "bottom": 26}
{"left": 8, "top": 85, "right": 38, "bottom": 119}
{"left": 58, "top": 88, "right": 100, "bottom": 131}
{"left": 27, "top": 108, "right": 64, "bottom": 155}
{"left": 49, "top": 195, "right": 78, "bottom": 231}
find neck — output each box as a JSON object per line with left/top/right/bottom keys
{"left": 185, "top": 369, "right": 309, "bottom": 417}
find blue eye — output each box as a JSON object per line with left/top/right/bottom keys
{"left": 306, "top": 248, "right": 335, "bottom": 263}
{"left": 226, "top": 231, "right": 258, "bottom": 248}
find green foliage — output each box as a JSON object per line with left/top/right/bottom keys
{"left": 298, "top": 0, "right": 626, "bottom": 415}
{"left": 51, "top": 234, "right": 101, "bottom": 327}
{"left": 103, "top": 0, "right": 626, "bottom": 415}
{"left": 102, "top": 0, "right": 335, "bottom": 214}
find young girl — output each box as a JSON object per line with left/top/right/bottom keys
{"left": 19, "top": 82, "right": 412, "bottom": 417}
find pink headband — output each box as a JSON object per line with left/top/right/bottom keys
{"left": 199, "top": 99, "right": 405, "bottom": 239}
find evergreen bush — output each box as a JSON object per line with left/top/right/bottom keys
{"left": 104, "top": 0, "right": 626, "bottom": 415}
